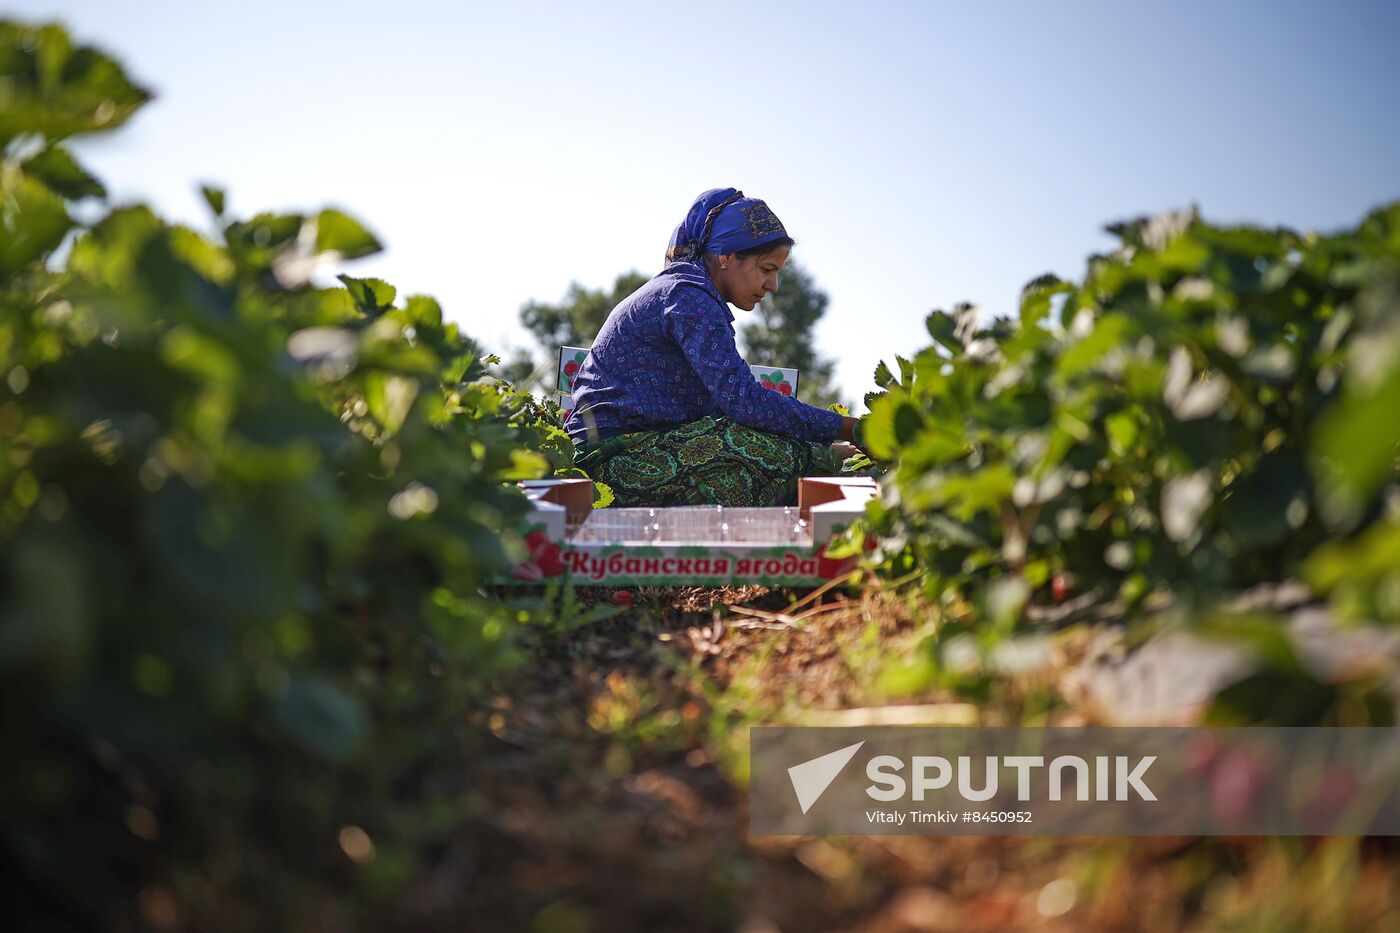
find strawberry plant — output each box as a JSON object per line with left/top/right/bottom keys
{"left": 0, "top": 18, "right": 586, "bottom": 925}
{"left": 862, "top": 204, "right": 1400, "bottom": 630}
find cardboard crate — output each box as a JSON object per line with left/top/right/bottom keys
{"left": 507, "top": 477, "right": 878, "bottom": 586}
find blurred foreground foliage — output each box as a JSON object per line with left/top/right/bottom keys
{"left": 0, "top": 18, "right": 586, "bottom": 927}
{"left": 863, "top": 199, "right": 1400, "bottom": 720}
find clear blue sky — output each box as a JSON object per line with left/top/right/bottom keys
{"left": 13, "top": 0, "right": 1400, "bottom": 405}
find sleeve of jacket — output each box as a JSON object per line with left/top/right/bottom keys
{"left": 663, "top": 285, "right": 843, "bottom": 443}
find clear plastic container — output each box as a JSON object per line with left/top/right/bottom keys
{"left": 572, "top": 505, "right": 812, "bottom": 545}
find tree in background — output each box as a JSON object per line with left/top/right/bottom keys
{"left": 738, "top": 257, "right": 843, "bottom": 409}
{"left": 500, "top": 271, "right": 650, "bottom": 388}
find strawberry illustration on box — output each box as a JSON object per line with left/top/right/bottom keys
{"left": 559, "top": 349, "right": 587, "bottom": 393}
{"left": 509, "top": 528, "right": 568, "bottom": 581}
{"left": 759, "top": 370, "right": 793, "bottom": 396}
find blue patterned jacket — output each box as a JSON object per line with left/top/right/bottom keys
{"left": 564, "top": 260, "right": 843, "bottom": 447}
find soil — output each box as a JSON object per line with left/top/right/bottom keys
{"left": 391, "top": 584, "right": 1399, "bottom": 933}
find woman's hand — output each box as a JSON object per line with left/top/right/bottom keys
{"left": 839, "top": 415, "right": 872, "bottom": 452}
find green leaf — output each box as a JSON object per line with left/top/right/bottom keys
{"left": 1055, "top": 312, "right": 1132, "bottom": 380}
{"left": 1304, "top": 517, "right": 1400, "bottom": 593}
{"left": 1205, "top": 668, "right": 1334, "bottom": 727}
{"left": 922, "top": 513, "right": 991, "bottom": 550}
{"left": 1105, "top": 208, "right": 1197, "bottom": 252}
{"left": 1198, "top": 607, "right": 1304, "bottom": 664}
{"left": 1314, "top": 367, "right": 1400, "bottom": 522}
{"left": 32, "top": 23, "right": 73, "bottom": 92}
{"left": 822, "top": 523, "right": 867, "bottom": 559}
{"left": 224, "top": 211, "right": 302, "bottom": 269}
{"left": 592, "top": 481, "right": 615, "bottom": 508}
{"left": 878, "top": 655, "right": 937, "bottom": 698}
{"left": 842, "top": 451, "right": 874, "bottom": 473}
{"left": 21, "top": 145, "right": 105, "bottom": 199}
{"left": 504, "top": 448, "right": 550, "bottom": 480}
{"left": 903, "top": 423, "right": 970, "bottom": 466}
{"left": 65, "top": 203, "right": 162, "bottom": 290}
{"left": 1019, "top": 272, "right": 1070, "bottom": 328}
{"left": 862, "top": 393, "right": 902, "bottom": 460}
{"left": 0, "top": 21, "right": 153, "bottom": 145}
{"left": 896, "top": 355, "right": 915, "bottom": 386}
{"left": 925, "top": 310, "right": 964, "bottom": 354}
{"left": 1193, "top": 223, "right": 1297, "bottom": 260}
{"left": 364, "top": 373, "right": 419, "bottom": 435}
{"left": 168, "top": 225, "right": 235, "bottom": 285}
{"left": 893, "top": 401, "right": 922, "bottom": 445}
{"left": 200, "top": 184, "right": 226, "bottom": 217}
{"left": 338, "top": 274, "right": 397, "bottom": 316}
{"left": 1105, "top": 410, "right": 1139, "bottom": 456}
{"left": 873, "top": 360, "right": 895, "bottom": 389}
{"left": 0, "top": 173, "right": 73, "bottom": 279}
{"left": 159, "top": 325, "right": 242, "bottom": 386}
{"left": 314, "top": 208, "right": 382, "bottom": 260}
{"left": 403, "top": 294, "right": 443, "bottom": 328}
{"left": 926, "top": 463, "right": 1016, "bottom": 522}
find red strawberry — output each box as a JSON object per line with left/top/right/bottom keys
{"left": 762, "top": 380, "right": 776, "bottom": 390}
{"left": 778, "top": 382, "right": 792, "bottom": 396}
{"left": 613, "top": 590, "right": 634, "bottom": 606}
{"left": 564, "top": 361, "right": 580, "bottom": 376}
{"left": 1051, "top": 574, "right": 1070, "bottom": 603}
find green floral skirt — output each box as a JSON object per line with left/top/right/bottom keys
{"left": 574, "top": 416, "right": 850, "bottom": 507}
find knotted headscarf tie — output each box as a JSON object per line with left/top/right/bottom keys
{"left": 664, "top": 187, "right": 790, "bottom": 267}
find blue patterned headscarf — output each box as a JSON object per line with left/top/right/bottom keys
{"left": 664, "top": 187, "right": 789, "bottom": 267}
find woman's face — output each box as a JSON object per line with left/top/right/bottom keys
{"left": 713, "top": 244, "right": 791, "bottom": 312}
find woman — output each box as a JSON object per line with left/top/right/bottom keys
{"left": 564, "top": 187, "right": 865, "bottom": 507}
